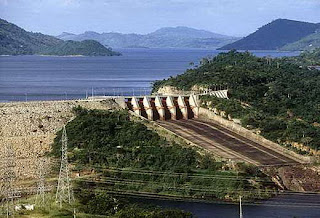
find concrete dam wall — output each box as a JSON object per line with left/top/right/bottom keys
{"left": 125, "top": 95, "right": 199, "bottom": 121}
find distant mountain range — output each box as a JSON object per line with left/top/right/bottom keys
{"left": 3, "top": 17, "right": 319, "bottom": 54}
{"left": 57, "top": 26, "right": 240, "bottom": 49}
{"left": 219, "top": 19, "right": 320, "bottom": 51}
{"left": 0, "top": 18, "right": 120, "bottom": 56}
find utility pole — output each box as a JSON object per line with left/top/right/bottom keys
{"left": 56, "top": 126, "right": 72, "bottom": 208}
{"left": 36, "top": 157, "right": 46, "bottom": 207}
{"left": 239, "top": 195, "right": 243, "bottom": 218}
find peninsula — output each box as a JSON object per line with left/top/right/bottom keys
{"left": 0, "top": 18, "right": 120, "bottom": 56}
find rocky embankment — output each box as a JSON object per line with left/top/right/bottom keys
{"left": 0, "top": 99, "right": 119, "bottom": 180}
{"left": 264, "top": 165, "right": 320, "bottom": 192}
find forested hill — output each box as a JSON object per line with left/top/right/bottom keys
{"left": 0, "top": 18, "right": 120, "bottom": 56}
{"left": 40, "top": 40, "right": 121, "bottom": 56}
{"left": 219, "top": 19, "right": 320, "bottom": 50}
{"left": 153, "top": 50, "right": 320, "bottom": 152}
{"left": 281, "top": 31, "right": 320, "bottom": 51}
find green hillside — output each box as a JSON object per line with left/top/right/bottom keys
{"left": 219, "top": 19, "right": 320, "bottom": 50}
{"left": 0, "top": 18, "right": 60, "bottom": 55}
{"left": 281, "top": 31, "right": 320, "bottom": 51}
{"left": 153, "top": 50, "right": 320, "bottom": 152}
{"left": 0, "top": 18, "right": 120, "bottom": 56}
{"left": 40, "top": 40, "right": 120, "bottom": 56}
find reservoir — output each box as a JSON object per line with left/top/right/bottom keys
{"left": 0, "top": 48, "right": 299, "bottom": 102}
{"left": 134, "top": 193, "right": 320, "bottom": 218}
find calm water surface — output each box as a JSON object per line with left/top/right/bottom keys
{"left": 134, "top": 193, "right": 320, "bottom": 218}
{"left": 0, "top": 48, "right": 300, "bottom": 102}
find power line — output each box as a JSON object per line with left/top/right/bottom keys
{"left": 74, "top": 174, "right": 320, "bottom": 196}
{"left": 7, "top": 155, "right": 320, "bottom": 196}
{"left": 71, "top": 164, "right": 276, "bottom": 183}
{"left": 76, "top": 177, "right": 275, "bottom": 194}
{"left": 72, "top": 186, "right": 320, "bottom": 209}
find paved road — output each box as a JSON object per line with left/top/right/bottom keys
{"left": 157, "top": 119, "right": 298, "bottom": 166}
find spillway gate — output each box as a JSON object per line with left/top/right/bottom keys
{"left": 125, "top": 95, "right": 199, "bottom": 121}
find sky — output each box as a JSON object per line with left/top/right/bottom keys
{"left": 0, "top": 0, "right": 319, "bottom": 37}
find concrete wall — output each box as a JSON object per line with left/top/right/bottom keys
{"left": 199, "top": 107, "right": 312, "bottom": 164}
{"left": 126, "top": 95, "right": 199, "bottom": 121}
{"left": 0, "top": 99, "right": 119, "bottom": 180}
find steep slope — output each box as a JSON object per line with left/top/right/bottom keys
{"left": 0, "top": 18, "right": 61, "bottom": 55}
{"left": 57, "top": 26, "right": 239, "bottom": 49}
{"left": 281, "top": 31, "right": 320, "bottom": 51}
{"left": 219, "top": 19, "right": 320, "bottom": 50}
{"left": 0, "top": 18, "right": 120, "bottom": 56}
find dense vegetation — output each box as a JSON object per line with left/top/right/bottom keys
{"left": 40, "top": 40, "right": 120, "bottom": 56}
{"left": 0, "top": 18, "right": 120, "bottom": 56}
{"left": 153, "top": 50, "right": 320, "bottom": 151}
{"left": 75, "top": 190, "right": 192, "bottom": 217}
{"left": 281, "top": 48, "right": 320, "bottom": 66}
{"left": 52, "top": 108, "right": 275, "bottom": 205}
{"left": 219, "top": 19, "right": 320, "bottom": 50}
{"left": 10, "top": 193, "right": 192, "bottom": 218}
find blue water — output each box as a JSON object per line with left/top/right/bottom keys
{"left": 0, "top": 48, "right": 300, "bottom": 101}
{"left": 135, "top": 193, "right": 320, "bottom": 218}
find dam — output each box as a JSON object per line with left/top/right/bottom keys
{"left": 0, "top": 89, "right": 308, "bottom": 184}
{"left": 125, "top": 94, "right": 199, "bottom": 121}
{"left": 93, "top": 89, "right": 229, "bottom": 121}
{"left": 90, "top": 91, "right": 308, "bottom": 166}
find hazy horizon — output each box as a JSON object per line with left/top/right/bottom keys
{"left": 0, "top": 0, "right": 319, "bottom": 37}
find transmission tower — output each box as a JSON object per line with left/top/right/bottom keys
{"left": 1, "top": 145, "right": 18, "bottom": 217}
{"left": 35, "top": 157, "right": 46, "bottom": 206}
{"left": 56, "top": 126, "right": 73, "bottom": 208}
